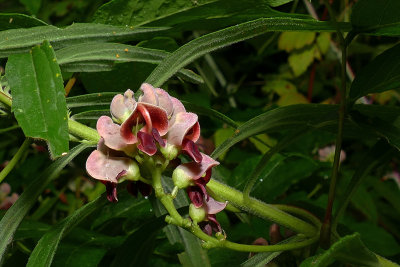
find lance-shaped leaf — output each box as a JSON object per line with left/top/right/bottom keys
{"left": 349, "top": 43, "right": 400, "bottom": 101}
{"left": 351, "top": 0, "right": 400, "bottom": 36}
{"left": 0, "top": 23, "right": 168, "bottom": 58}
{"left": 6, "top": 40, "right": 69, "bottom": 158}
{"left": 0, "top": 13, "right": 47, "bottom": 31}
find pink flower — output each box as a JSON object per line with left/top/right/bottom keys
{"left": 189, "top": 196, "right": 227, "bottom": 235}
{"left": 0, "top": 183, "right": 19, "bottom": 210}
{"left": 85, "top": 83, "right": 213, "bottom": 203}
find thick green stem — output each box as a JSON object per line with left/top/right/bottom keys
{"left": 207, "top": 179, "right": 317, "bottom": 237}
{"left": 68, "top": 119, "right": 100, "bottom": 143}
{"left": 0, "top": 138, "right": 31, "bottom": 183}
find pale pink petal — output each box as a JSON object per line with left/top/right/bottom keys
{"left": 170, "top": 97, "right": 186, "bottom": 125}
{"left": 175, "top": 153, "right": 219, "bottom": 181}
{"left": 204, "top": 196, "right": 227, "bottom": 215}
{"left": 155, "top": 88, "right": 173, "bottom": 117}
{"left": 96, "top": 116, "right": 135, "bottom": 153}
{"left": 110, "top": 89, "right": 136, "bottom": 123}
{"left": 139, "top": 83, "right": 158, "bottom": 105}
{"left": 167, "top": 112, "right": 199, "bottom": 146}
{"left": 86, "top": 150, "right": 134, "bottom": 183}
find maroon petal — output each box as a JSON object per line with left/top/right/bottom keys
{"left": 182, "top": 139, "right": 202, "bottom": 163}
{"left": 194, "top": 180, "right": 209, "bottom": 201}
{"left": 207, "top": 214, "right": 222, "bottom": 233}
{"left": 139, "top": 103, "right": 169, "bottom": 136}
{"left": 120, "top": 102, "right": 140, "bottom": 144}
{"left": 152, "top": 128, "right": 165, "bottom": 147}
{"left": 137, "top": 131, "right": 157, "bottom": 156}
{"left": 137, "top": 181, "right": 152, "bottom": 197}
{"left": 139, "top": 83, "right": 158, "bottom": 105}
{"left": 199, "top": 222, "right": 213, "bottom": 236}
{"left": 102, "top": 181, "right": 118, "bottom": 202}
{"left": 110, "top": 89, "right": 136, "bottom": 123}
{"left": 187, "top": 186, "right": 204, "bottom": 208}
{"left": 127, "top": 182, "right": 138, "bottom": 197}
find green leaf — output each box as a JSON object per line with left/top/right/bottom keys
{"left": 175, "top": 227, "right": 211, "bottom": 267}
{"left": 94, "top": 0, "right": 297, "bottom": 30}
{"left": 27, "top": 194, "right": 108, "bottom": 267}
{"left": 288, "top": 46, "right": 316, "bottom": 77}
{"left": 56, "top": 42, "right": 202, "bottom": 82}
{"left": 0, "top": 143, "right": 91, "bottom": 263}
{"left": 300, "top": 233, "right": 379, "bottom": 267}
{"left": 71, "top": 110, "right": 109, "bottom": 122}
{"left": 0, "top": 23, "right": 168, "bottom": 58}
{"left": 52, "top": 244, "right": 107, "bottom": 267}
{"left": 0, "top": 13, "right": 47, "bottom": 31}
{"left": 93, "top": 0, "right": 211, "bottom": 26}
{"left": 211, "top": 104, "right": 338, "bottom": 159}
{"left": 111, "top": 218, "right": 165, "bottom": 267}
{"left": 351, "top": 0, "right": 400, "bottom": 36}
{"left": 66, "top": 92, "right": 115, "bottom": 109}
{"left": 6, "top": 40, "right": 68, "bottom": 158}
{"left": 349, "top": 43, "right": 400, "bottom": 100}
{"left": 145, "top": 18, "right": 350, "bottom": 87}
{"left": 241, "top": 236, "right": 302, "bottom": 267}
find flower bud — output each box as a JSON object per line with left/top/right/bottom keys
{"left": 160, "top": 143, "right": 179, "bottom": 160}
{"left": 189, "top": 203, "right": 206, "bottom": 223}
{"left": 172, "top": 167, "right": 193, "bottom": 189}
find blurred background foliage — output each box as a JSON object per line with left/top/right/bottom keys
{"left": 0, "top": 0, "right": 399, "bottom": 266}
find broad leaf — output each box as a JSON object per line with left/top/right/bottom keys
{"left": 350, "top": 43, "right": 400, "bottom": 101}
{"left": 0, "top": 143, "right": 91, "bottom": 263}
{"left": 300, "top": 233, "right": 379, "bottom": 267}
{"left": 0, "top": 23, "right": 167, "bottom": 58}
{"left": 351, "top": 0, "right": 400, "bottom": 36}
{"left": 145, "top": 18, "right": 349, "bottom": 87}
{"left": 6, "top": 40, "right": 68, "bottom": 158}
{"left": 27, "top": 195, "right": 108, "bottom": 267}
{"left": 0, "top": 13, "right": 47, "bottom": 31}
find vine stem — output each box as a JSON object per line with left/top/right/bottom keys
{"left": 0, "top": 138, "right": 31, "bottom": 183}
{"left": 319, "top": 0, "right": 352, "bottom": 248}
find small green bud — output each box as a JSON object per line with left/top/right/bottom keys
{"left": 172, "top": 168, "right": 193, "bottom": 189}
{"left": 160, "top": 143, "right": 179, "bottom": 160}
{"left": 189, "top": 203, "right": 206, "bottom": 223}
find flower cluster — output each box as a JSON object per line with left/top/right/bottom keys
{"left": 86, "top": 83, "right": 226, "bottom": 235}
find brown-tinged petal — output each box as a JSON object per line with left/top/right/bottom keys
{"left": 139, "top": 83, "right": 158, "bottom": 105}
{"left": 167, "top": 112, "right": 199, "bottom": 146}
{"left": 110, "top": 89, "right": 136, "bottom": 123}
{"left": 204, "top": 196, "right": 227, "bottom": 215}
{"left": 97, "top": 116, "right": 135, "bottom": 153}
{"left": 176, "top": 153, "right": 219, "bottom": 181}
{"left": 155, "top": 88, "right": 173, "bottom": 117}
{"left": 139, "top": 103, "right": 169, "bottom": 136}
{"left": 152, "top": 128, "right": 166, "bottom": 147}
{"left": 137, "top": 181, "right": 152, "bottom": 197}
{"left": 86, "top": 150, "right": 137, "bottom": 183}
